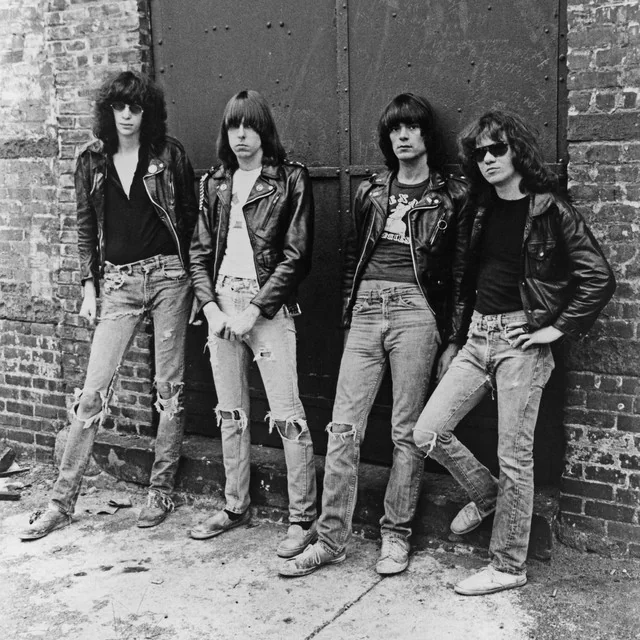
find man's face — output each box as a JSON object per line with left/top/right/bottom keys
{"left": 112, "top": 102, "right": 143, "bottom": 140}
{"left": 389, "top": 122, "right": 427, "bottom": 164}
{"left": 227, "top": 121, "right": 262, "bottom": 163}
{"left": 474, "top": 132, "right": 521, "bottom": 192}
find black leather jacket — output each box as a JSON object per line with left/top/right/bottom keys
{"left": 75, "top": 136, "right": 198, "bottom": 289}
{"left": 341, "top": 169, "right": 469, "bottom": 344}
{"left": 189, "top": 162, "right": 314, "bottom": 319}
{"left": 461, "top": 192, "right": 616, "bottom": 340}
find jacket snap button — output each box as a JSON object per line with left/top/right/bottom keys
{"left": 148, "top": 164, "right": 158, "bottom": 173}
{"left": 256, "top": 184, "right": 264, "bottom": 191}
{"left": 219, "top": 184, "right": 227, "bottom": 191}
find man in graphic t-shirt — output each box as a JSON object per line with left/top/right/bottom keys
{"left": 413, "top": 111, "right": 615, "bottom": 595}
{"left": 189, "top": 90, "right": 317, "bottom": 558}
{"left": 281, "top": 93, "right": 468, "bottom": 577}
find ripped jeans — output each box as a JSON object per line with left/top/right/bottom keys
{"left": 50, "top": 255, "right": 192, "bottom": 515}
{"left": 317, "top": 281, "right": 440, "bottom": 555}
{"left": 207, "top": 276, "right": 316, "bottom": 522}
{"left": 413, "top": 310, "right": 555, "bottom": 574}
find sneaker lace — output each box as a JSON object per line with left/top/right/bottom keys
{"left": 381, "top": 536, "right": 406, "bottom": 561}
{"left": 298, "top": 543, "right": 323, "bottom": 568}
{"left": 148, "top": 492, "right": 175, "bottom": 512}
{"left": 29, "top": 510, "right": 43, "bottom": 525}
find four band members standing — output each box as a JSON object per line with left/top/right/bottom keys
{"left": 18, "top": 72, "right": 616, "bottom": 597}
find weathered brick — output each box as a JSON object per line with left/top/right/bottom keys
{"left": 618, "top": 415, "right": 640, "bottom": 433}
{"left": 620, "top": 454, "right": 640, "bottom": 471}
{"left": 559, "top": 512, "right": 607, "bottom": 535}
{"left": 585, "top": 500, "right": 636, "bottom": 523}
{"left": 559, "top": 495, "right": 583, "bottom": 514}
{"left": 584, "top": 466, "right": 628, "bottom": 485}
{"left": 563, "top": 477, "right": 614, "bottom": 500}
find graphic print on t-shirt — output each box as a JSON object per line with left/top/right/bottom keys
{"left": 380, "top": 192, "right": 420, "bottom": 245}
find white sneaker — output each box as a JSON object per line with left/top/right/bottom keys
{"left": 454, "top": 566, "right": 527, "bottom": 595}
{"left": 375, "top": 535, "right": 410, "bottom": 575}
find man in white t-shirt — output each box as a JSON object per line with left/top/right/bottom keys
{"left": 189, "top": 90, "right": 317, "bottom": 558}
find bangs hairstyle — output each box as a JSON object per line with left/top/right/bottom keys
{"left": 217, "top": 90, "right": 286, "bottom": 170}
{"left": 458, "top": 110, "right": 558, "bottom": 205}
{"left": 378, "top": 93, "right": 445, "bottom": 173}
{"left": 93, "top": 70, "right": 167, "bottom": 155}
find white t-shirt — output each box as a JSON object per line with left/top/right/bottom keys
{"left": 218, "top": 167, "right": 261, "bottom": 280}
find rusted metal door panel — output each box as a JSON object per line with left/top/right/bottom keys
{"left": 348, "top": 0, "right": 562, "bottom": 167}
{"left": 151, "top": 0, "right": 339, "bottom": 170}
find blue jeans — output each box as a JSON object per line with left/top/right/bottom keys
{"left": 317, "top": 281, "right": 440, "bottom": 555}
{"left": 50, "top": 255, "right": 192, "bottom": 515}
{"left": 208, "top": 276, "right": 316, "bottom": 522}
{"left": 413, "top": 310, "right": 555, "bottom": 574}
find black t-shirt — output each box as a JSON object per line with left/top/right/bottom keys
{"left": 105, "top": 147, "right": 176, "bottom": 265}
{"left": 361, "top": 177, "right": 429, "bottom": 283}
{"left": 475, "top": 195, "right": 529, "bottom": 315}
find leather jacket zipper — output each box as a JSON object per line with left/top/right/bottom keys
{"left": 407, "top": 210, "right": 436, "bottom": 316}
{"left": 143, "top": 171, "right": 184, "bottom": 266}
{"left": 347, "top": 211, "right": 377, "bottom": 309}
{"left": 428, "top": 209, "right": 448, "bottom": 245}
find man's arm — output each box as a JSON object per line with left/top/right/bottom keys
{"left": 249, "top": 166, "right": 314, "bottom": 318}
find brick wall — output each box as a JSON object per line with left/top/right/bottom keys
{"left": 560, "top": 0, "right": 640, "bottom": 556}
{"left": 0, "top": 0, "right": 155, "bottom": 463}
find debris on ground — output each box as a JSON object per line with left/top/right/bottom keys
{"left": 0, "top": 447, "right": 16, "bottom": 473}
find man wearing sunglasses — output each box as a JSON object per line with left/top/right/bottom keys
{"left": 413, "top": 111, "right": 615, "bottom": 595}
{"left": 20, "top": 70, "right": 198, "bottom": 540}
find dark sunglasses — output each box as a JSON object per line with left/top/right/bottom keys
{"left": 472, "top": 142, "right": 509, "bottom": 163}
{"left": 111, "top": 101, "right": 144, "bottom": 115}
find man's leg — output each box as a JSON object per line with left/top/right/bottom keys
{"left": 246, "top": 307, "right": 318, "bottom": 557}
{"left": 190, "top": 285, "right": 253, "bottom": 540}
{"left": 453, "top": 315, "right": 554, "bottom": 596}
{"left": 378, "top": 288, "right": 440, "bottom": 574}
{"left": 488, "top": 342, "right": 555, "bottom": 574}
{"left": 138, "top": 256, "right": 192, "bottom": 527}
{"left": 413, "top": 334, "right": 498, "bottom": 518}
{"left": 20, "top": 279, "right": 142, "bottom": 540}
{"left": 280, "top": 292, "right": 387, "bottom": 576}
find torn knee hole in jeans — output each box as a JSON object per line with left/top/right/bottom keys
{"left": 253, "top": 344, "right": 275, "bottom": 362}
{"left": 417, "top": 431, "right": 438, "bottom": 457}
{"left": 154, "top": 382, "right": 184, "bottom": 419}
{"left": 215, "top": 407, "right": 248, "bottom": 432}
{"left": 71, "top": 387, "right": 108, "bottom": 429}
{"left": 266, "top": 412, "right": 308, "bottom": 440}
{"left": 326, "top": 422, "right": 357, "bottom": 441}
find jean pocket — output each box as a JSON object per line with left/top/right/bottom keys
{"left": 162, "top": 265, "right": 188, "bottom": 280}
{"left": 352, "top": 299, "right": 370, "bottom": 315}
{"left": 102, "top": 270, "right": 126, "bottom": 294}
{"left": 397, "top": 294, "right": 427, "bottom": 310}
{"left": 500, "top": 322, "right": 529, "bottom": 344}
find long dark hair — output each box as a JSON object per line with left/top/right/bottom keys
{"left": 458, "top": 110, "right": 558, "bottom": 206}
{"left": 93, "top": 70, "right": 167, "bottom": 155}
{"left": 377, "top": 93, "right": 446, "bottom": 174}
{"left": 217, "top": 90, "right": 286, "bottom": 171}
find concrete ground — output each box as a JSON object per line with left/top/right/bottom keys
{"left": 1, "top": 465, "right": 639, "bottom": 640}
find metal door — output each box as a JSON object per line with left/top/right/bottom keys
{"left": 151, "top": 0, "right": 566, "bottom": 477}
